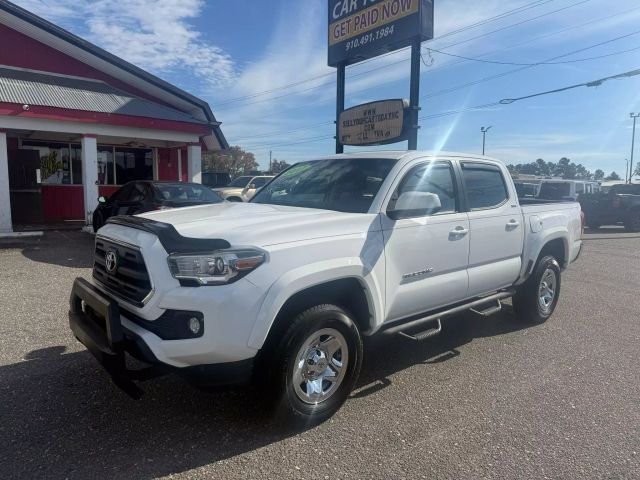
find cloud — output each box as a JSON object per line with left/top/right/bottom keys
{"left": 12, "top": 0, "right": 235, "bottom": 86}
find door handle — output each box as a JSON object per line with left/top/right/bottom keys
{"left": 506, "top": 219, "right": 520, "bottom": 229}
{"left": 449, "top": 226, "right": 469, "bottom": 237}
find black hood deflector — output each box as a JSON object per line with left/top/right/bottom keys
{"left": 106, "top": 216, "right": 231, "bottom": 253}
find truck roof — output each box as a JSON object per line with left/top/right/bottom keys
{"left": 313, "top": 150, "right": 503, "bottom": 163}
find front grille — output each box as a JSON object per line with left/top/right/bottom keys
{"left": 93, "top": 237, "right": 152, "bottom": 306}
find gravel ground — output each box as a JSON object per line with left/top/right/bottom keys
{"left": 0, "top": 228, "right": 638, "bottom": 479}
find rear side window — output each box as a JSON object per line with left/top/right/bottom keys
{"left": 462, "top": 163, "right": 508, "bottom": 210}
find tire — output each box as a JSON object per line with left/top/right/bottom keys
{"left": 624, "top": 211, "right": 640, "bottom": 232}
{"left": 92, "top": 211, "right": 104, "bottom": 233}
{"left": 267, "top": 304, "right": 363, "bottom": 427}
{"left": 512, "top": 255, "right": 561, "bottom": 324}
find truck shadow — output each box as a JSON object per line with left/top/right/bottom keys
{"left": 353, "top": 307, "right": 531, "bottom": 398}
{"left": 1, "top": 307, "right": 532, "bottom": 479}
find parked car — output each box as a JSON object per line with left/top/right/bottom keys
{"left": 201, "top": 172, "right": 231, "bottom": 189}
{"left": 537, "top": 179, "right": 600, "bottom": 201}
{"left": 70, "top": 152, "right": 583, "bottom": 425}
{"left": 514, "top": 181, "right": 539, "bottom": 198}
{"left": 92, "top": 181, "right": 223, "bottom": 232}
{"left": 579, "top": 183, "right": 640, "bottom": 231}
{"left": 211, "top": 175, "right": 274, "bottom": 202}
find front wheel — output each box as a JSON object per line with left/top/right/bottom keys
{"left": 512, "top": 255, "right": 561, "bottom": 324}
{"left": 624, "top": 211, "right": 640, "bottom": 232}
{"left": 269, "top": 304, "right": 363, "bottom": 426}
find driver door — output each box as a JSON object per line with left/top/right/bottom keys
{"left": 381, "top": 160, "right": 470, "bottom": 322}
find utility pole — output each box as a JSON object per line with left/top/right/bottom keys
{"left": 624, "top": 159, "right": 629, "bottom": 183}
{"left": 630, "top": 113, "right": 639, "bottom": 183}
{"left": 481, "top": 126, "right": 492, "bottom": 155}
{"left": 269, "top": 150, "right": 272, "bottom": 174}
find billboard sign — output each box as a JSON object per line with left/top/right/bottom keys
{"left": 328, "top": 0, "right": 434, "bottom": 67}
{"left": 338, "top": 99, "right": 409, "bottom": 146}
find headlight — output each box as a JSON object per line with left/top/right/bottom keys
{"left": 167, "top": 249, "right": 266, "bottom": 285}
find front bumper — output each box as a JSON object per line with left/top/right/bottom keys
{"left": 69, "top": 277, "right": 253, "bottom": 398}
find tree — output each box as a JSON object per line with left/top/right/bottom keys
{"left": 605, "top": 171, "right": 621, "bottom": 181}
{"left": 633, "top": 163, "right": 640, "bottom": 179}
{"left": 508, "top": 158, "right": 593, "bottom": 179}
{"left": 270, "top": 159, "right": 291, "bottom": 174}
{"left": 594, "top": 169, "right": 605, "bottom": 180}
{"left": 202, "top": 146, "right": 258, "bottom": 178}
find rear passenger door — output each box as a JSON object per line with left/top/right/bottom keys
{"left": 461, "top": 162, "right": 524, "bottom": 296}
{"left": 381, "top": 161, "right": 470, "bottom": 321}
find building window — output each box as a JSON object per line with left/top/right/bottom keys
{"left": 114, "top": 148, "right": 153, "bottom": 185}
{"left": 97, "top": 147, "right": 115, "bottom": 185}
{"left": 22, "top": 142, "right": 68, "bottom": 184}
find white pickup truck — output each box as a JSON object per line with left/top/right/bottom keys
{"left": 69, "top": 151, "right": 583, "bottom": 424}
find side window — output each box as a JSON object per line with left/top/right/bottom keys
{"left": 388, "top": 162, "right": 458, "bottom": 218}
{"left": 110, "top": 183, "right": 133, "bottom": 202}
{"left": 462, "top": 163, "right": 509, "bottom": 210}
{"left": 253, "top": 177, "right": 268, "bottom": 188}
{"left": 129, "top": 182, "right": 147, "bottom": 202}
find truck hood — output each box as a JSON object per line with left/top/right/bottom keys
{"left": 137, "top": 202, "right": 379, "bottom": 247}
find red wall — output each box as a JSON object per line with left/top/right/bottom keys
{"left": 0, "top": 24, "right": 168, "bottom": 106}
{"left": 180, "top": 148, "right": 188, "bottom": 182}
{"left": 41, "top": 185, "right": 84, "bottom": 220}
{"left": 157, "top": 148, "right": 179, "bottom": 181}
{"left": 98, "top": 185, "right": 120, "bottom": 197}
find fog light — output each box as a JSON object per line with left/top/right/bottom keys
{"left": 188, "top": 317, "right": 201, "bottom": 335}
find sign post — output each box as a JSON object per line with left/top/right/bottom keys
{"left": 328, "top": 0, "right": 434, "bottom": 152}
{"left": 336, "top": 63, "right": 345, "bottom": 154}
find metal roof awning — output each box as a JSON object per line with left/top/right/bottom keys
{"left": 0, "top": 66, "right": 208, "bottom": 125}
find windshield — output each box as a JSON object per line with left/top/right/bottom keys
{"left": 251, "top": 158, "right": 396, "bottom": 213}
{"left": 156, "top": 183, "right": 222, "bottom": 203}
{"left": 228, "top": 176, "right": 253, "bottom": 188}
{"left": 538, "top": 182, "right": 571, "bottom": 200}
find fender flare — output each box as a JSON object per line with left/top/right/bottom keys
{"left": 247, "top": 258, "right": 384, "bottom": 350}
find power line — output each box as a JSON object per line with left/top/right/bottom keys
{"left": 225, "top": 6, "right": 640, "bottom": 133}
{"left": 243, "top": 68, "right": 640, "bottom": 151}
{"left": 499, "top": 68, "right": 640, "bottom": 104}
{"left": 217, "top": 0, "right": 592, "bottom": 113}
{"left": 433, "top": 0, "right": 591, "bottom": 51}
{"left": 421, "top": 28, "right": 640, "bottom": 101}
{"left": 212, "top": 0, "right": 560, "bottom": 108}
{"left": 425, "top": 44, "right": 640, "bottom": 66}
{"left": 232, "top": 121, "right": 335, "bottom": 142}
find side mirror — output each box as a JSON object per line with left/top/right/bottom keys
{"left": 388, "top": 191, "right": 442, "bottom": 220}
{"left": 227, "top": 196, "right": 243, "bottom": 202}
{"left": 98, "top": 196, "right": 107, "bottom": 203}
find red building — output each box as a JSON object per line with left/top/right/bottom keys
{"left": 0, "top": 1, "right": 228, "bottom": 235}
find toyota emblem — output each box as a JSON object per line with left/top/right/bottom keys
{"left": 105, "top": 250, "right": 119, "bottom": 274}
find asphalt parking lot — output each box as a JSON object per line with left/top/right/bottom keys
{"left": 0, "top": 228, "right": 638, "bottom": 479}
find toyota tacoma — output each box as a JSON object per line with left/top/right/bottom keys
{"left": 69, "top": 151, "right": 583, "bottom": 424}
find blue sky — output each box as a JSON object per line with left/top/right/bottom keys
{"left": 14, "top": 0, "right": 640, "bottom": 176}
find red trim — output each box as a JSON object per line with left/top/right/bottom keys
{"left": 0, "top": 102, "right": 211, "bottom": 135}
{"left": 0, "top": 24, "right": 174, "bottom": 107}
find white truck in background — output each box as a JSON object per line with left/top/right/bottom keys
{"left": 69, "top": 151, "right": 583, "bottom": 425}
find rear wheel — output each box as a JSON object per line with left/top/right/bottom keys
{"left": 267, "top": 304, "right": 363, "bottom": 426}
{"left": 512, "top": 255, "right": 561, "bottom": 324}
{"left": 624, "top": 211, "right": 640, "bottom": 232}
